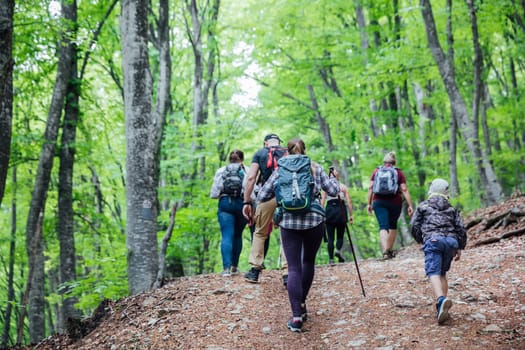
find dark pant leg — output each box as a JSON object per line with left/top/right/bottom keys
{"left": 335, "top": 224, "right": 345, "bottom": 250}
{"left": 281, "top": 224, "right": 323, "bottom": 317}
{"left": 325, "top": 224, "right": 336, "bottom": 259}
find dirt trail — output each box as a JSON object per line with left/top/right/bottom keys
{"left": 27, "top": 196, "right": 525, "bottom": 349}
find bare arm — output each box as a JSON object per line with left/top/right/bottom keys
{"left": 341, "top": 184, "right": 354, "bottom": 223}
{"left": 242, "top": 163, "right": 260, "bottom": 222}
{"left": 366, "top": 180, "right": 374, "bottom": 215}
{"left": 400, "top": 183, "right": 414, "bottom": 216}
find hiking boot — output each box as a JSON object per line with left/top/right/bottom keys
{"left": 282, "top": 274, "right": 288, "bottom": 287}
{"left": 335, "top": 249, "right": 345, "bottom": 263}
{"left": 244, "top": 267, "right": 261, "bottom": 283}
{"left": 287, "top": 318, "right": 303, "bottom": 332}
{"left": 230, "top": 266, "right": 239, "bottom": 275}
{"left": 329, "top": 259, "right": 335, "bottom": 265}
{"left": 382, "top": 249, "right": 395, "bottom": 260}
{"left": 301, "top": 303, "right": 308, "bottom": 321}
{"left": 437, "top": 297, "right": 452, "bottom": 324}
{"left": 221, "top": 268, "right": 231, "bottom": 277}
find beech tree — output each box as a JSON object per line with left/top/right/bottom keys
{"left": 120, "top": 0, "right": 171, "bottom": 294}
{"left": 22, "top": 0, "right": 77, "bottom": 342}
{"left": 0, "top": 0, "right": 13, "bottom": 207}
{"left": 420, "top": 0, "right": 503, "bottom": 205}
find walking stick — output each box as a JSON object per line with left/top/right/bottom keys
{"left": 329, "top": 168, "right": 366, "bottom": 297}
{"left": 344, "top": 222, "right": 366, "bottom": 297}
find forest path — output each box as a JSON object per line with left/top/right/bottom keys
{"left": 30, "top": 196, "right": 525, "bottom": 349}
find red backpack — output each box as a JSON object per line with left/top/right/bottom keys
{"left": 259, "top": 146, "right": 287, "bottom": 185}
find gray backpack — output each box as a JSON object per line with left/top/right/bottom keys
{"left": 372, "top": 166, "right": 399, "bottom": 195}
{"left": 222, "top": 163, "right": 244, "bottom": 197}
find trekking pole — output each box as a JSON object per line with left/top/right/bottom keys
{"left": 345, "top": 222, "right": 366, "bottom": 297}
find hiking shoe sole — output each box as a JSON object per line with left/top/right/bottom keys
{"left": 437, "top": 298, "right": 452, "bottom": 324}
{"left": 287, "top": 319, "right": 303, "bottom": 332}
{"left": 244, "top": 268, "right": 261, "bottom": 283}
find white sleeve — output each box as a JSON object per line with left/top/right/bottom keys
{"left": 210, "top": 167, "right": 224, "bottom": 198}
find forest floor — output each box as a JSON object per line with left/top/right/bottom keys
{"left": 26, "top": 195, "right": 525, "bottom": 349}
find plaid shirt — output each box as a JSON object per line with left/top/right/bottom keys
{"left": 257, "top": 162, "right": 340, "bottom": 230}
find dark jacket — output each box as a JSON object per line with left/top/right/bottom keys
{"left": 410, "top": 194, "right": 467, "bottom": 249}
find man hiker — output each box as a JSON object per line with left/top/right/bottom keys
{"left": 242, "top": 133, "right": 288, "bottom": 284}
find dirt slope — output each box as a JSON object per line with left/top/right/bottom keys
{"left": 29, "top": 196, "right": 525, "bottom": 350}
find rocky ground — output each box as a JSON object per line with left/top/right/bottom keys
{"left": 27, "top": 195, "right": 525, "bottom": 349}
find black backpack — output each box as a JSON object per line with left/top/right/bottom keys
{"left": 372, "top": 165, "right": 399, "bottom": 195}
{"left": 275, "top": 155, "right": 314, "bottom": 214}
{"left": 258, "top": 146, "right": 287, "bottom": 185}
{"left": 325, "top": 198, "right": 348, "bottom": 225}
{"left": 222, "top": 163, "right": 244, "bottom": 197}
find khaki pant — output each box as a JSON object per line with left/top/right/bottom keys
{"left": 248, "top": 197, "right": 288, "bottom": 273}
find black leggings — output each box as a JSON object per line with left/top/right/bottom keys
{"left": 326, "top": 223, "right": 345, "bottom": 259}
{"left": 281, "top": 223, "right": 324, "bottom": 318}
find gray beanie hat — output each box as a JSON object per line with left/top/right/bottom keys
{"left": 428, "top": 178, "right": 449, "bottom": 196}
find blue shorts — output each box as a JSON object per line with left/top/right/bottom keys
{"left": 423, "top": 236, "right": 459, "bottom": 276}
{"left": 373, "top": 200, "right": 402, "bottom": 230}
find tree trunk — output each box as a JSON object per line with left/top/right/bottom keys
{"left": 0, "top": 0, "right": 14, "bottom": 207}
{"left": 56, "top": 0, "right": 81, "bottom": 332}
{"left": 185, "top": 0, "right": 218, "bottom": 127}
{"left": 308, "top": 85, "right": 333, "bottom": 152}
{"left": 120, "top": 0, "right": 160, "bottom": 295}
{"left": 185, "top": 0, "right": 219, "bottom": 183}
{"left": 149, "top": 0, "right": 172, "bottom": 288}
{"left": 445, "top": 0, "right": 459, "bottom": 197}
{"left": 450, "top": 113, "right": 460, "bottom": 197}
{"left": 420, "top": 0, "right": 503, "bottom": 205}
{"left": 24, "top": 0, "right": 75, "bottom": 340}
{"left": 2, "top": 167, "right": 17, "bottom": 348}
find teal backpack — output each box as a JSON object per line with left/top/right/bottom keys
{"left": 275, "top": 155, "right": 314, "bottom": 214}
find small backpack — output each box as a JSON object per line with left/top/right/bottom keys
{"left": 372, "top": 165, "right": 399, "bottom": 195}
{"left": 222, "top": 163, "right": 244, "bottom": 197}
{"left": 275, "top": 155, "right": 314, "bottom": 214}
{"left": 259, "top": 146, "right": 287, "bottom": 185}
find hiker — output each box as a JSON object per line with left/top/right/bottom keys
{"left": 409, "top": 178, "right": 467, "bottom": 324}
{"left": 257, "top": 138, "right": 340, "bottom": 332}
{"left": 321, "top": 166, "right": 354, "bottom": 264}
{"left": 210, "top": 149, "right": 248, "bottom": 277}
{"left": 366, "top": 151, "right": 413, "bottom": 260}
{"left": 246, "top": 183, "right": 270, "bottom": 264}
{"left": 242, "top": 133, "right": 288, "bottom": 284}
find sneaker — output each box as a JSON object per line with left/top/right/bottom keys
{"left": 329, "top": 259, "right": 335, "bottom": 265}
{"left": 282, "top": 274, "right": 288, "bottom": 287}
{"left": 437, "top": 297, "right": 452, "bottom": 324}
{"left": 335, "top": 249, "right": 345, "bottom": 263}
{"left": 244, "top": 267, "right": 260, "bottom": 283}
{"left": 301, "top": 303, "right": 308, "bottom": 321}
{"left": 230, "top": 266, "right": 239, "bottom": 275}
{"left": 221, "top": 268, "right": 231, "bottom": 277}
{"left": 287, "top": 318, "right": 303, "bottom": 332}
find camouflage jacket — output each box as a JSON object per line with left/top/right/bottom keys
{"left": 409, "top": 194, "right": 467, "bottom": 249}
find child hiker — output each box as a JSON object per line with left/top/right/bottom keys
{"left": 409, "top": 178, "right": 467, "bottom": 324}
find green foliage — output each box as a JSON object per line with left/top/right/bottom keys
{"left": 2, "top": 0, "right": 524, "bottom": 345}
